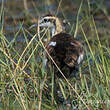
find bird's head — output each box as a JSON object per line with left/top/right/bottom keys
{"left": 30, "top": 14, "right": 70, "bottom": 36}
{"left": 38, "top": 14, "right": 57, "bottom": 28}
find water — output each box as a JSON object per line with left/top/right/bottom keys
{"left": 0, "top": 0, "right": 110, "bottom": 43}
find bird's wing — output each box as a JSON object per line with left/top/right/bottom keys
{"left": 64, "top": 40, "right": 83, "bottom": 67}
{"left": 64, "top": 50, "right": 78, "bottom": 67}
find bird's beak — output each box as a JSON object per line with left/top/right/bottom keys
{"left": 29, "top": 23, "right": 38, "bottom": 29}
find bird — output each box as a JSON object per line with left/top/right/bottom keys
{"left": 38, "top": 14, "right": 84, "bottom": 78}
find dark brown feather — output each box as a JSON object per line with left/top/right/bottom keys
{"left": 46, "top": 33, "right": 84, "bottom": 78}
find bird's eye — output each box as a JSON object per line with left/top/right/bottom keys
{"left": 44, "top": 19, "right": 47, "bottom": 22}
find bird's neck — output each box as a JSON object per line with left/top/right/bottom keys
{"left": 51, "top": 18, "right": 63, "bottom": 37}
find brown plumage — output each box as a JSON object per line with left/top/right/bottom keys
{"left": 38, "top": 14, "right": 84, "bottom": 78}
{"left": 46, "top": 33, "right": 84, "bottom": 78}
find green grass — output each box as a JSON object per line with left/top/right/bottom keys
{"left": 0, "top": 0, "right": 110, "bottom": 110}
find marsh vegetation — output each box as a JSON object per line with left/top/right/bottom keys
{"left": 0, "top": 0, "right": 110, "bottom": 109}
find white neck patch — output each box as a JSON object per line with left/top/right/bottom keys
{"left": 51, "top": 27, "right": 56, "bottom": 37}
